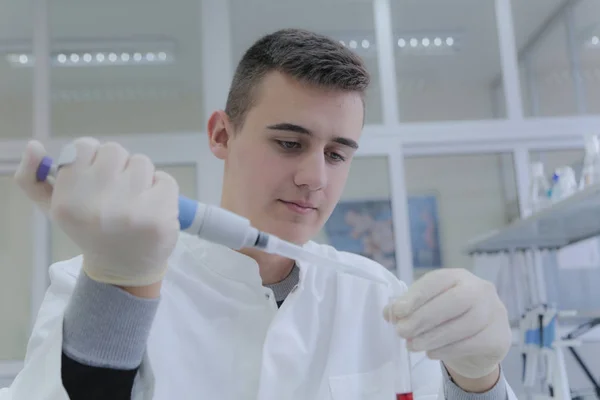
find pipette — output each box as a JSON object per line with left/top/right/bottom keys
{"left": 388, "top": 296, "right": 414, "bottom": 400}
{"left": 35, "top": 148, "right": 387, "bottom": 285}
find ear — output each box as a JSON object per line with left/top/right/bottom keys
{"left": 207, "top": 110, "right": 233, "bottom": 160}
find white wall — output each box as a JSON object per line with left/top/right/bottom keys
{"left": 396, "top": 83, "right": 497, "bottom": 122}
{"left": 0, "top": 98, "right": 32, "bottom": 140}
{"left": 0, "top": 94, "right": 203, "bottom": 139}
{"left": 52, "top": 95, "right": 204, "bottom": 137}
{"left": 523, "top": 69, "right": 600, "bottom": 117}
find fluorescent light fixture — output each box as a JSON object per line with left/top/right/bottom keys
{"left": 331, "top": 31, "right": 378, "bottom": 58}
{"left": 329, "top": 30, "right": 462, "bottom": 58}
{"left": 396, "top": 32, "right": 462, "bottom": 55}
{"left": 6, "top": 50, "right": 174, "bottom": 68}
{"left": 1, "top": 38, "right": 176, "bottom": 68}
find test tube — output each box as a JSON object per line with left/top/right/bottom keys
{"left": 388, "top": 296, "right": 414, "bottom": 400}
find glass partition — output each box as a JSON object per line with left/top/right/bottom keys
{"left": 390, "top": 0, "right": 505, "bottom": 122}
{"left": 49, "top": 0, "right": 204, "bottom": 136}
{"left": 0, "top": 174, "right": 34, "bottom": 360}
{"left": 513, "top": 0, "right": 580, "bottom": 116}
{"left": 404, "top": 153, "right": 517, "bottom": 279}
{"left": 0, "top": 1, "right": 33, "bottom": 139}
{"left": 316, "top": 156, "right": 396, "bottom": 271}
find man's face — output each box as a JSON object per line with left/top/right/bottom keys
{"left": 211, "top": 72, "right": 364, "bottom": 244}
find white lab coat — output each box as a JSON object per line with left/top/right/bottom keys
{"left": 1, "top": 233, "right": 517, "bottom": 399}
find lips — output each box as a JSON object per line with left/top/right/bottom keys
{"left": 279, "top": 200, "right": 317, "bottom": 214}
{"left": 286, "top": 200, "right": 316, "bottom": 209}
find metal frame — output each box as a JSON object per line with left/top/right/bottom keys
{"left": 564, "top": 1, "right": 587, "bottom": 115}
{"left": 374, "top": 0, "right": 401, "bottom": 125}
{"left": 496, "top": 0, "right": 523, "bottom": 120}
{"left": 198, "top": 0, "right": 231, "bottom": 206}
{"left": 0, "top": 0, "right": 596, "bottom": 387}
{"left": 372, "top": 0, "right": 413, "bottom": 283}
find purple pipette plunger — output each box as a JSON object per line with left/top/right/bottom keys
{"left": 36, "top": 156, "right": 53, "bottom": 182}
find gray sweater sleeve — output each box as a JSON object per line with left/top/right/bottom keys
{"left": 62, "top": 271, "right": 160, "bottom": 370}
{"left": 442, "top": 364, "right": 508, "bottom": 400}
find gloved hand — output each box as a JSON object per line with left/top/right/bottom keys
{"left": 14, "top": 138, "right": 180, "bottom": 287}
{"left": 383, "top": 268, "right": 512, "bottom": 379}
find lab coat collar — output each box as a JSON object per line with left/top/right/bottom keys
{"left": 200, "top": 241, "right": 263, "bottom": 287}
{"left": 175, "top": 233, "right": 311, "bottom": 289}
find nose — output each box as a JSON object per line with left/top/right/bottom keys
{"left": 293, "top": 151, "right": 327, "bottom": 191}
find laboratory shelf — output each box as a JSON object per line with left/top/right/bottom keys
{"left": 465, "top": 183, "right": 600, "bottom": 254}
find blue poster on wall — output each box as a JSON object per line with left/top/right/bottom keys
{"left": 407, "top": 195, "right": 442, "bottom": 268}
{"left": 323, "top": 195, "right": 442, "bottom": 271}
{"left": 324, "top": 199, "right": 397, "bottom": 270}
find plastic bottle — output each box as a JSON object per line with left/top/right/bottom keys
{"left": 529, "top": 162, "right": 550, "bottom": 213}
{"left": 550, "top": 166, "right": 577, "bottom": 203}
{"left": 579, "top": 134, "right": 600, "bottom": 190}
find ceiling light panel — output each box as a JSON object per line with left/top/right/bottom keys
{"left": 335, "top": 31, "right": 378, "bottom": 58}
{"left": 6, "top": 50, "right": 173, "bottom": 68}
{"left": 2, "top": 38, "right": 176, "bottom": 68}
{"left": 329, "top": 31, "right": 462, "bottom": 58}
{"left": 396, "top": 32, "right": 462, "bottom": 55}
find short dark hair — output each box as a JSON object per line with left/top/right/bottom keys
{"left": 225, "top": 28, "right": 370, "bottom": 130}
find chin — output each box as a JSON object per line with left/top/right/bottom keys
{"left": 265, "top": 222, "right": 314, "bottom": 245}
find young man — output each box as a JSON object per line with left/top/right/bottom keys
{"left": 6, "top": 29, "right": 515, "bottom": 399}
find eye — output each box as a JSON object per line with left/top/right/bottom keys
{"left": 277, "top": 140, "right": 301, "bottom": 150}
{"left": 327, "top": 152, "right": 346, "bottom": 163}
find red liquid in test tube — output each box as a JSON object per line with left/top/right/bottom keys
{"left": 388, "top": 296, "right": 414, "bottom": 400}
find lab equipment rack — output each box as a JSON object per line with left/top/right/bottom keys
{"left": 465, "top": 183, "right": 600, "bottom": 400}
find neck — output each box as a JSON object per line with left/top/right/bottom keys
{"left": 238, "top": 247, "right": 295, "bottom": 285}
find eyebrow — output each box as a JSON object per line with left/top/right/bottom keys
{"left": 266, "top": 122, "right": 359, "bottom": 150}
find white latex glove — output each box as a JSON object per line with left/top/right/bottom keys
{"left": 14, "top": 138, "right": 180, "bottom": 287}
{"left": 383, "top": 268, "right": 512, "bottom": 379}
